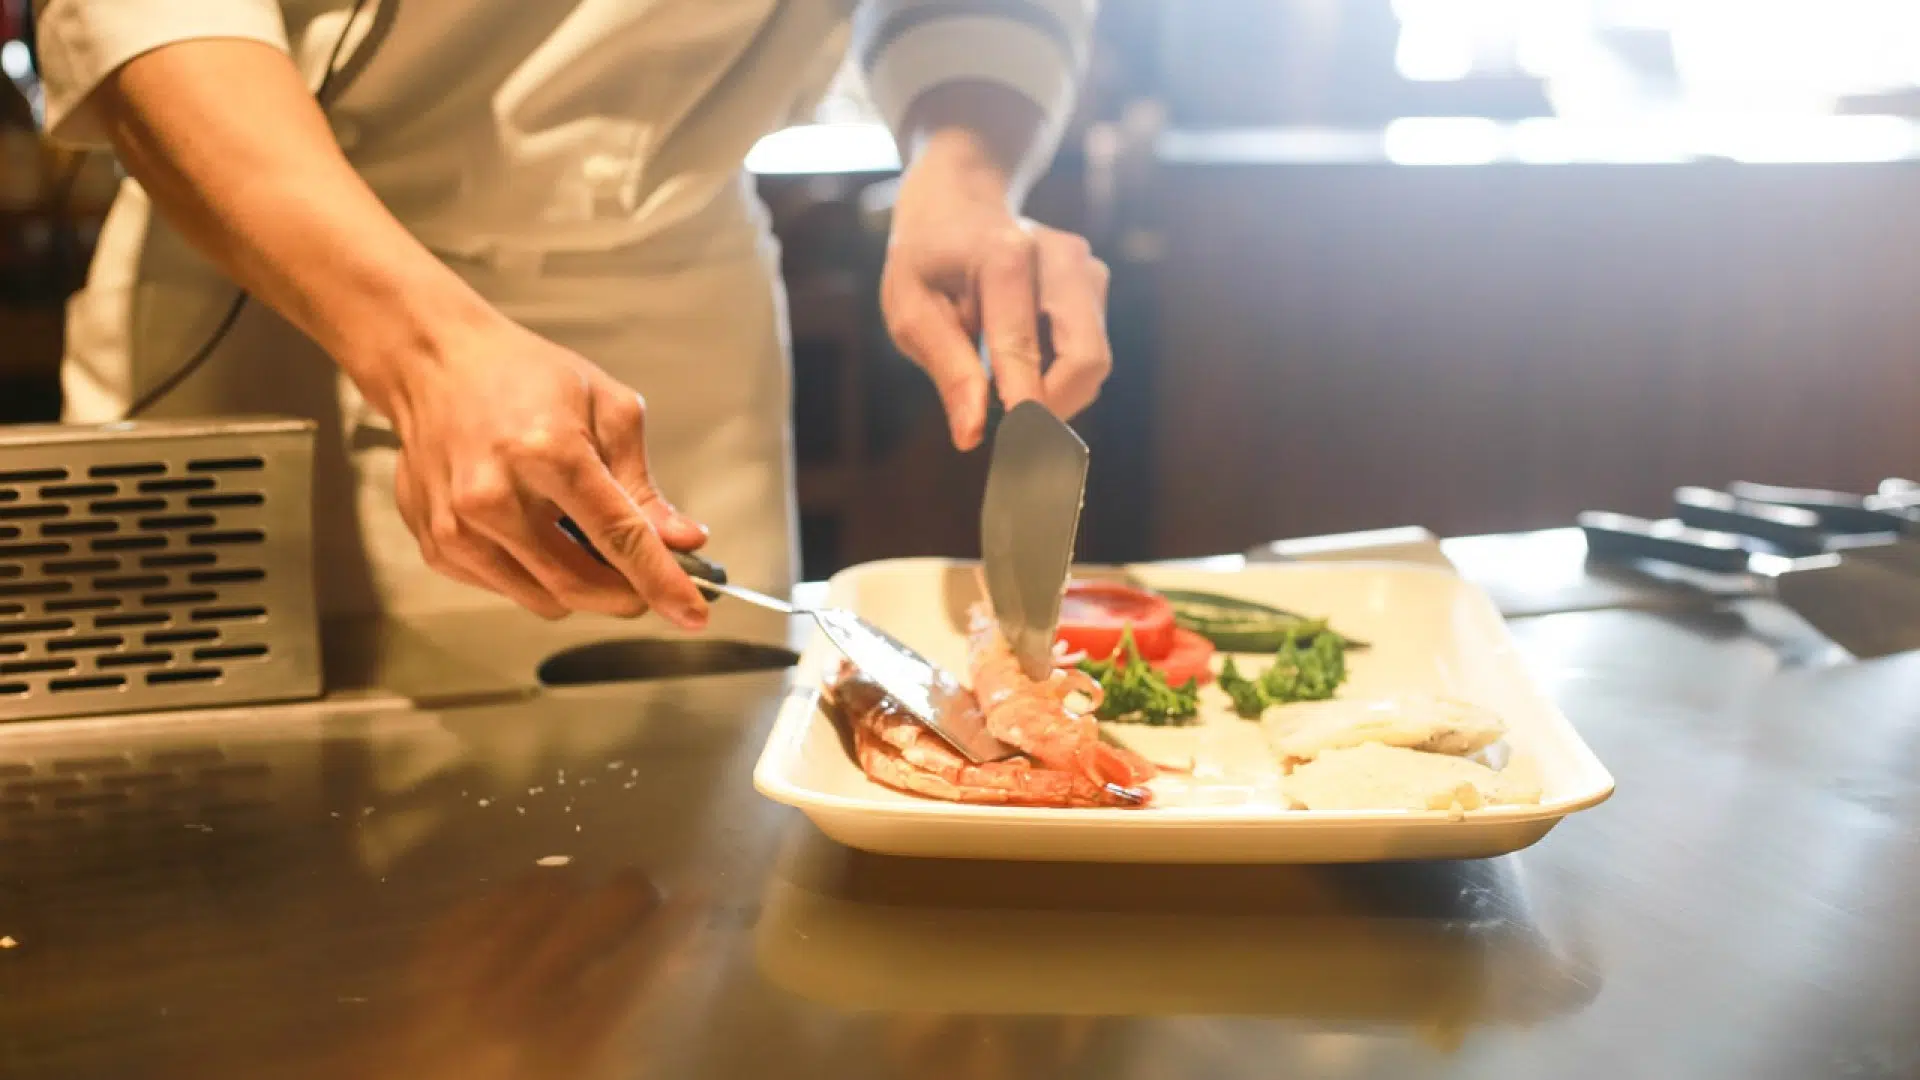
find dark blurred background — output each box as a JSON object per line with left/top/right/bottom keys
{"left": 6, "top": 0, "right": 1920, "bottom": 580}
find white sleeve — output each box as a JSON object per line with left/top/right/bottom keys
{"left": 853, "top": 0, "right": 1095, "bottom": 150}
{"left": 32, "top": 0, "right": 290, "bottom": 146}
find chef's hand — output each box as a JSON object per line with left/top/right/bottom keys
{"left": 76, "top": 39, "right": 705, "bottom": 626}
{"left": 881, "top": 131, "right": 1113, "bottom": 452}
{"left": 378, "top": 313, "right": 711, "bottom": 627}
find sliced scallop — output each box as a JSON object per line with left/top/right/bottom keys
{"left": 1263, "top": 694, "right": 1506, "bottom": 765}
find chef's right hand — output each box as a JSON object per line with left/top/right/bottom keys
{"left": 372, "top": 312, "right": 711, "bottom": 627}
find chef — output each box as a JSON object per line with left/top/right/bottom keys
{"left": 31, "top": 0, "right": 1112, "bottom": 629}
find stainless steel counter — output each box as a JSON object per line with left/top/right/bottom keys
{"left": 2, "top": 532, "right": 1917, "bottom": 1079}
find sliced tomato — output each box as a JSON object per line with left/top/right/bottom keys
{"left": 1054, "top": 580, "right": 1176, "bottom": 661}
{"left": 1151, "top": 626, "right": 1216, "bottom": 686}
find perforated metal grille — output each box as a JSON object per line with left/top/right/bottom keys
{"left": 0, "top": 420, "right": 320, "bottom": 721}
{"left": 0, "top": 745, "right": 276, "bottom": 842}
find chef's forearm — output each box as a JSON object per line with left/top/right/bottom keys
{"left": 89, "top": 38, "right": 490, "bottom": 409}
{"left": 899, "top": 82, "right": 1049, "bottom": 207}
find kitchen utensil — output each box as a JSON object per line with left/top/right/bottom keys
{"left": 1672, "top": 487, "right": 1831, "bottom": 555}
{"left": 1724, "top": 481, "right": 1920, "bottom": 535}
{"left": 558, "top": 519, "right": 1018, "bottom": 765}
{"left": 1579, "top": 511, "right": 1920, "bottom": 659}
{"left": 0, "top": 418, "right": 321, "bottom": 722}
{"left": 1707, "top": 483, "right": 1920, "bottom": 578}
{"left": 979, "top": 400, "right": 1091, "bottom": 681}
{"left": 1673, "top": 486, "right": 1920, "bottom": 579}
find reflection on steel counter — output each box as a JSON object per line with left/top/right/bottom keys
{"left": 0, "top": 652, "right": 793, "bottom": 1080}
{"left": 298, "top": 865, "right": 706, "bottom": 1080}
{"left": 756, "top": 824, "right": 1600, "bottom": 1038}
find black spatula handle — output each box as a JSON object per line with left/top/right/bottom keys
{"left": 556, "top": 516, "right": 727, "bottom": 599}
{"left": 1673, "top": 487, "right": 1828, "bottom": 555}
{"left": 1727, "top": 481, "right": 1912, "bottom": 535}
{"left": 1578, "top": 511, "right": 1753, "bottom": 574}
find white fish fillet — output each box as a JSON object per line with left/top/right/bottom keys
{"left": 1263, "top": 695, "right": 1506, "bottom": 763}
{"left": 1282, "top": 743, "right": 1542, "bottom": 813}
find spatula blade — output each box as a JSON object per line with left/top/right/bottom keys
{"left": 980, "top": 402, "right": 1090, "bottom": 682}
{"left": 1775, "top": 556, "right": 1920, "bottom": 659}
{"left": 811, "top": 610, "right": 1016, "bottom": 763}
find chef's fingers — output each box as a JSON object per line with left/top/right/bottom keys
{"left": 515, "top": 440, "right": 709, "bottom": 629}
{"left": 885, "top": 276, "right": 989, "bottom": 450}
{"left": 399, "top": 452, "right": 567, "bottom": 618}
{"left": 441, "top": 529, "right": 572, "bottom": 621}
{"left": 1037, "top": 236, "right": 1113, "bottom": 419}
{"left": 393, "top": 462, "right": 463, "bottom": 583}
{"left": 589, "top": 383, "right": 708, "bottom": 552}
{"left": 443, "top": 453, "right": 643, "bottom": 618}
{"left": 977, "top": 225, "right": 1047, "bottom": 413}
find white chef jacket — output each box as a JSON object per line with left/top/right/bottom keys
{"left": 30, "top": 0, "right": 1093, "bottom": 616}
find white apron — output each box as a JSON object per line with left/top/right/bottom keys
{"left": 58, "top": 0, "right": 859, "bottom": 615}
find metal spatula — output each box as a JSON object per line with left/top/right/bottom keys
{"left": 980, "top": 400, "right": 1092, "bottom": 681}
{"left": 1579, "top": 511, "right": 1920, "bottom": 659}
{"left": 558, "top": 518, "right": 1017, "bottom": 763}
{"left": 1687, "top": 484, "right": 1920, "bottom": 578}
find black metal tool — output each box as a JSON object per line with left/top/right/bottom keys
{"left": 1724, "top": 481, "right": 1920, "bottom": 536}
{"left": 1578, "top": 511, "right": 1920, "bottom": 659}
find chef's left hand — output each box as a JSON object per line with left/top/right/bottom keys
{"left": 881, "top": 132, "right": 1113, "bottom": 452}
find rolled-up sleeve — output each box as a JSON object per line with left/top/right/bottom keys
{"left": 32, "top": 0, "right": 289, "bottom": 145}
{"left": 854, "top": 0, "right": 1095, "bottom": 146}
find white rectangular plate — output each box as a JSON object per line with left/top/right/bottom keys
{"left": 753, "top": 559, "right": 1614, "bottom": 863}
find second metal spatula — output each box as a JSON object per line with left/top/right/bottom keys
{"left": 1579, "top": 511, "right": 1920, "bottom": 659}
{"left": 981, "top": 401, "right": 1092, "bottom": 681}
{"left": 558, "top": 517, "right": 1015, "bottom": 762}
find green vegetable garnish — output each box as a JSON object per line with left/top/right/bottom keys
{"left": 1077, "top": 627, "right": 1201, "bottom": 727}
{"left": 1158, "top": 589, "right": 1368, "bottom": 653}
{"left": 1218, "top": 656, "right": 1269, "bottom": 719}
{"left": 1259, "top": 621, "right": 1347, "bottom": 703}
{"left": 1217, "top": 623, "right": 1351, "bottom": 719}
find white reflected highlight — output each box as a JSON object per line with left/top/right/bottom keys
{"left": 1, "top": 41, "right": 30, "bottom": 81}
{"left": 746, "top": 122, "right": 900, "bottom": 176}
{"left": 1383, "top": 116, "right": 1504, "bottom": 165}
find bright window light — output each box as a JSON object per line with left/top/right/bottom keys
{"left": 1383, "top": 116, "right": 1504, "bottom": 165}
{"left": 1396, "top": 28, "right": 1474, "bottom": 82}
{"left": 1393, "top": 0, "right": 1920, "bottom": 120}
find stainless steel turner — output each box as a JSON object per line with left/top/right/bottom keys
{"left": 557, "top": 518, "right": 1017, "bottom": 763}
{"left": 980, "top": 400, "right": 1092, "bottom": 681}
{"left": 1579, "top": 511, "right": 1920, "bottom": 659}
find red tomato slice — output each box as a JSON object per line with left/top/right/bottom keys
{"left": 1151, "top": 627, "right": 1216, "bottom": 686}
{"left": 1054, "top": 581, "right": 1176, "bottom": 661}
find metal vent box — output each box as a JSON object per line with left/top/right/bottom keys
{"left": 0, "top": 418, "right": 321, "bottom": 721}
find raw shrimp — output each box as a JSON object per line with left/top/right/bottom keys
{"left": 966, "top": 604, "right": 1158, "bottom": 790}
{"left": 829, "top": 667, "right": 1145, "bottom": 808}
